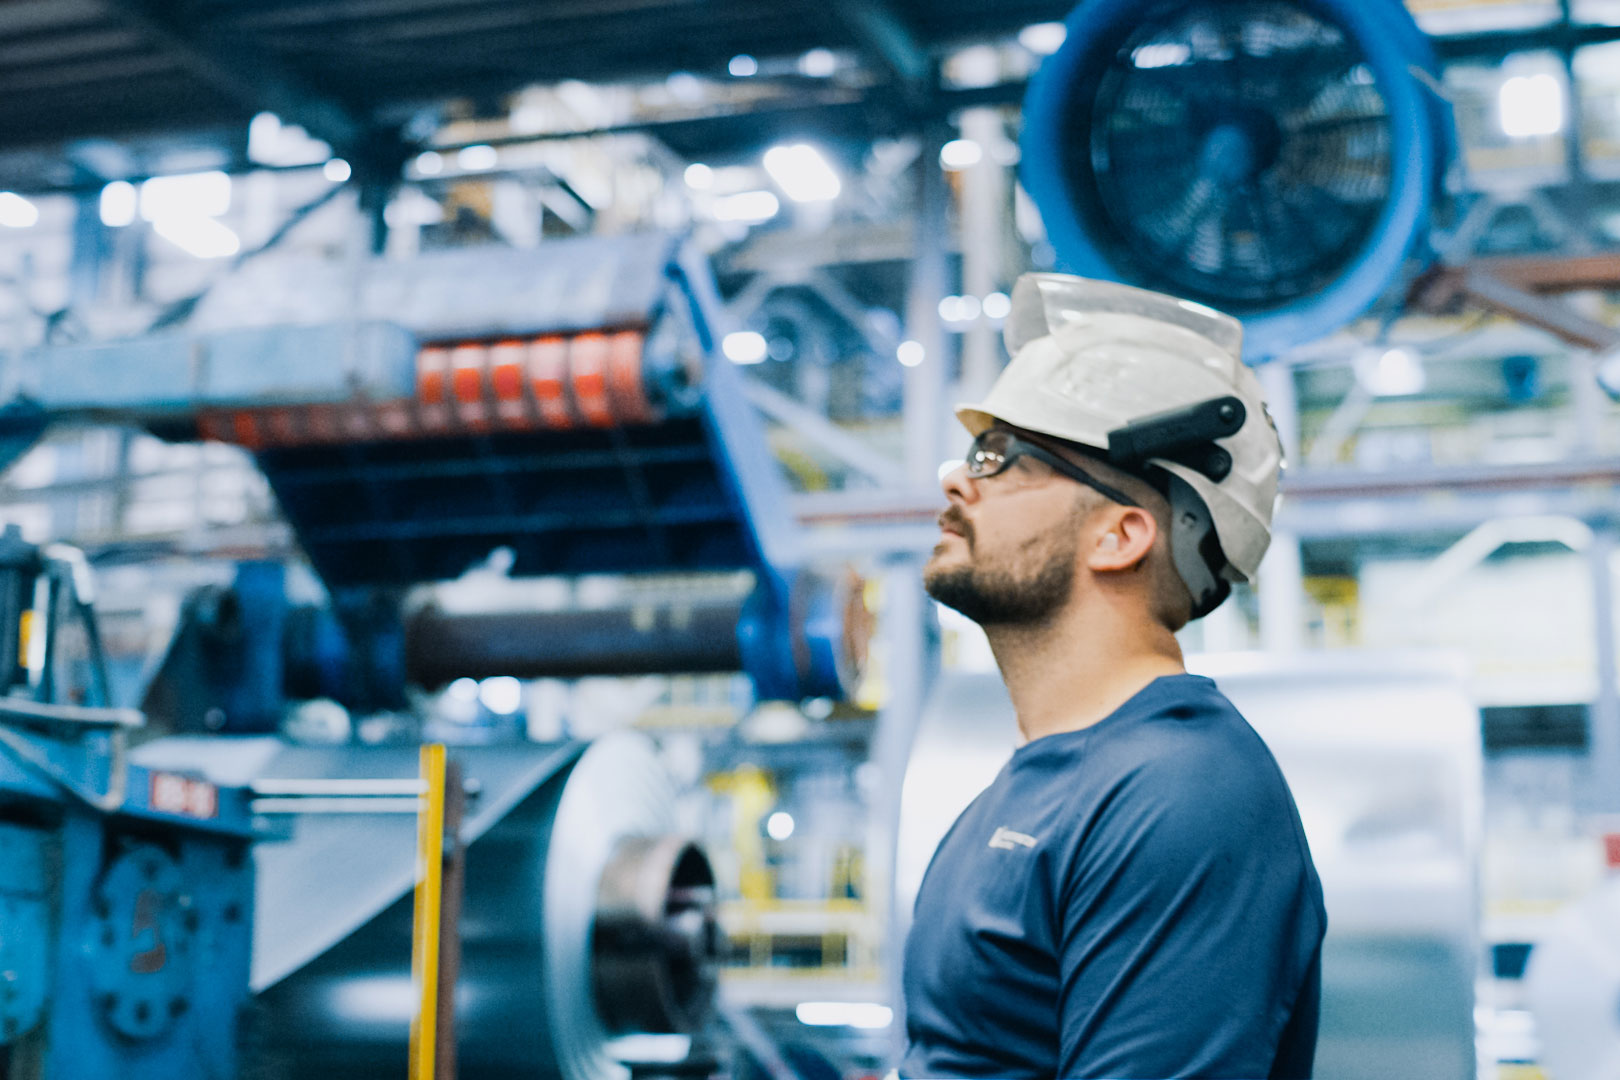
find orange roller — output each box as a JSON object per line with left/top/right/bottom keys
{"left": 606, "top": 330, "right": 653, "bottom": 425}
{"left": 528, "top": 336, "right": 574, "bottom": 429}
{"left": 489, "top": 339, "right": 533, "bottom": 429}
{"left": 569, "top": 332, "right": 614, "bottom": 427}
{"left": 266, "top": 409, "right": 301, "bottom": 446}
{"left": 416, "top": 346, "right": 452, "bottom": 432}
{"left": 304, "top": 405, "right": 341, "bottom": 443}
{"left": 450, "top": 343, "right": 490, "bottom": 430}
{"left": 342, "top": 406, "right": 374, "bottom": 441}
{"left": 376, "top": 401, "right": 415, "bottom": 438}
{"left": 198, "top": 412, "right": 230, "bottom": 444}
{"left": 231, "top": 412, "right": 263, "bottom": 451}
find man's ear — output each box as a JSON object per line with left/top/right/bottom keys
{"left": 1086, "top": 507, "right": 1158, "bottom": 572}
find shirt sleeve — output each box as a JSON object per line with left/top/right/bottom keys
{"left": 1055, "top": 747, "right": 1321, "bottom": 1080}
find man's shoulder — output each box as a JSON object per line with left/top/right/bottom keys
{"left": 1098, "top": 676, "right": 1274, "bottom": 778}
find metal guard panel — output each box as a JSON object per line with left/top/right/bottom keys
{"left": 257, "top": 417, "right": 757, "bottom": 585}
{"left": 17, "top": 323, "right": 418, "bottom": 415}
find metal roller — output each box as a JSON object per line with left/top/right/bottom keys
{"left": 402, "top": 595, "right": 751, "bottom": 686}
{"left": 136, "top": 733, "right": 716, "bottom": 1080}
{"left": 198, "top": 328, "right": 666, "bottom": 451}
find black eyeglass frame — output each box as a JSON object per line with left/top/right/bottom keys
{"left": 965, "top": 429, "right": 1142, "bottom": 508}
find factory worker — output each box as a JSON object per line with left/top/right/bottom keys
{"left": 903, "top": 274, "right": 1325, "bottom": 1079}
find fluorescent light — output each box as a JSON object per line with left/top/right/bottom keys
{"left": 0, "top": 193, "right": 37, "bottom": 229}
{"left": 1500, "top": 73, "right": 1563, "bottom": 138}
{"left": 795, "top": 1002, "right": 893, "bottom": 1029}
{"left": 723, "top": 331, "right": 768, "bottom": 365}
{"left": 766, "top": 811, "right": 795, "bottom": 840}
{"left": 152, "top": 216, "right": 240, "bottom": 259}
{"left": 1355, "top": 347, "right": 1426, "bottom": 396}
{"left": 248, "top": 112, "right": 282, "bottom": 164}
{"left": 684, "top": 163, "right": 714, "bottom": 190}
{"left": 100, "top": 181, "right": 137, "bottom": 227}
{"left": 415, "top": 151, "right": 444, "bottom": 176}
{"left": 940, "top": 139, "right": 983, "bottom": 171}
{"left": 141, "top": 171, "right": 230, "bottom": 221}
{"left": 448, "top": 677, "right": 480, "bottom": 702}
{"left": 1133, "top": 42, "right": 1192, "bottom": 68}
{"left": 763, "top": 143, "right": 841, "bottom": 203}
{"left": 478, "top": 676, "right": 523, "bottom": 714}
{"left": 799, "top": 48, "right": 837, "bottom": 77}
{"left": 457, "top": 144, "right": 498, "bottom": 171}
{"left": 323, "top": 158, "right": 352, "bottom": 182}
{"left": 1019, "top": 22, "right": 1067, "bottom": 55}
{"left": 982, "top": 291, "right": 1012, "bottom": 320}
{"left": 712, "top": 190, "right": 780, "bottom": 223}
{"left": 729, "top": 54, "right": 758, "bottom": 77}
{"left": 897, "top": 340, "right": 926, "bottom": 367}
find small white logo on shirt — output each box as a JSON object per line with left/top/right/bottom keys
{"left": 988, "top": 826, "right": 1037, "bottom": 850}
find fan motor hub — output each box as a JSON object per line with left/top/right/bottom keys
{"left": 1199, "top": 110, "right": 1283, "bottom": 184}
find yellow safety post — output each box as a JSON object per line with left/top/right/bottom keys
{"left": 409, "top": 742, "right": 448, "bottom": 1080}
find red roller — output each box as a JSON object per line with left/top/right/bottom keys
{"left": 303, "top": 405, "right": 342, "bottom": 443}
{"left": 489, "top": 340, "right": 533, "bottom": 428}
{"left": 266, "top": 409, "right": 302, "bottom": 446}
{"left": 231, "top": 412, "right": 263, "bottom": 450}
{"left": 528, "top": 336, "right": 574, "bottom": 429}
{"left": 569, "top": 332, "right": 614, "bottom": 427}
{"left": 451, "top": 343, "right": 491, "bottom": 431}
{"left": 416, "top": 346, "right": 452, "bottom": 432}
{"left": 606, "top": 331, "right": 653, "bottom": 425}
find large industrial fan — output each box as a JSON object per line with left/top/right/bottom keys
{"left": 1021, "top": 0, "right": 1451, "bottom": 359}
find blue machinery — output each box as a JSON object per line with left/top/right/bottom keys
{"left": 4, "top": 233, "right": 863, "bottom": 714}
{"left": 0, "top": 533, "right": 254, "bottom": 1077}
{"left": 0, "top": 234, "right": 860, "bottom": 1078}
{"left": 1021, "top": 0, "right": 1453, "bottom": 359}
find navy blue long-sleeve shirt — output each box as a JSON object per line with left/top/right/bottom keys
{"left": 901, "top": 674, "right": 1325, "bottom": 1080}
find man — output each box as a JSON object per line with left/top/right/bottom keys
{"left": 901, "top": 274, "right": 1325, "bottom": 1080}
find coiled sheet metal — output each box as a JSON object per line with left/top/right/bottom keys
{"left": 136, "top": 733, "right": 707, "bottom": 1080}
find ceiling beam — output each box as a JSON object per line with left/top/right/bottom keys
{"left": 97, "top": 0, "right": 371, "bottom": 155}
{"left": 828, "top": 0, "right": 933, "bottom": 103}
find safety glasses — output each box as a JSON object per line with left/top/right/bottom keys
{"left": 964, "top": 429, "right": 1141, "bottom": 508}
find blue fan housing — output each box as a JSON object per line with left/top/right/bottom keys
{"left": 1021, "top": 0, "right": 1451, "bottom": 361}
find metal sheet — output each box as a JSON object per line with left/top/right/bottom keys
{"left": 134, "top": 733, "right": 679, "bottom": 1080}
{"left": 1526, "top": 878, "right": 1620, "bottom": 1080}
{"left": 897, "top": 652, "right": 1481, "bottom": 1080}
{"left": 131, "top": 737, "right": 583, "bottom": 990}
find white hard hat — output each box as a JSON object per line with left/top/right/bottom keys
{"left": 956, "top": 273, "right": 1284, "bottom": 618}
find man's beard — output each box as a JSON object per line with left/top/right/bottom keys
{"left": 924, "top": 528, "right": 1078, "bottom": 627}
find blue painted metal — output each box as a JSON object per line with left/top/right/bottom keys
{"left": 0, "top": 823, "right": 51, "bottom": 1045}
{"left": 0, "top": 534, "right": 257, "bottom": 1077}
{"left": 84, "top": 844, "right": 198, "bottom": 1042}
{"left": 14, "top": 322, "right": 418, "bottom": 416}
{"left": 6, "top": 235, "right": 857, "bottom": 702}
{"left": 0, "top": 401, "right": 48, "bottom": 489}
{"left": 45, "top": 808, "right": 252, "bottom": 1080}
{"left": 1020, "top": 0, "right": 1453, "bottom": 361}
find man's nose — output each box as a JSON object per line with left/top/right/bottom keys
{"left": 940, "top": 462, "right": 977, "bottom": 504}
